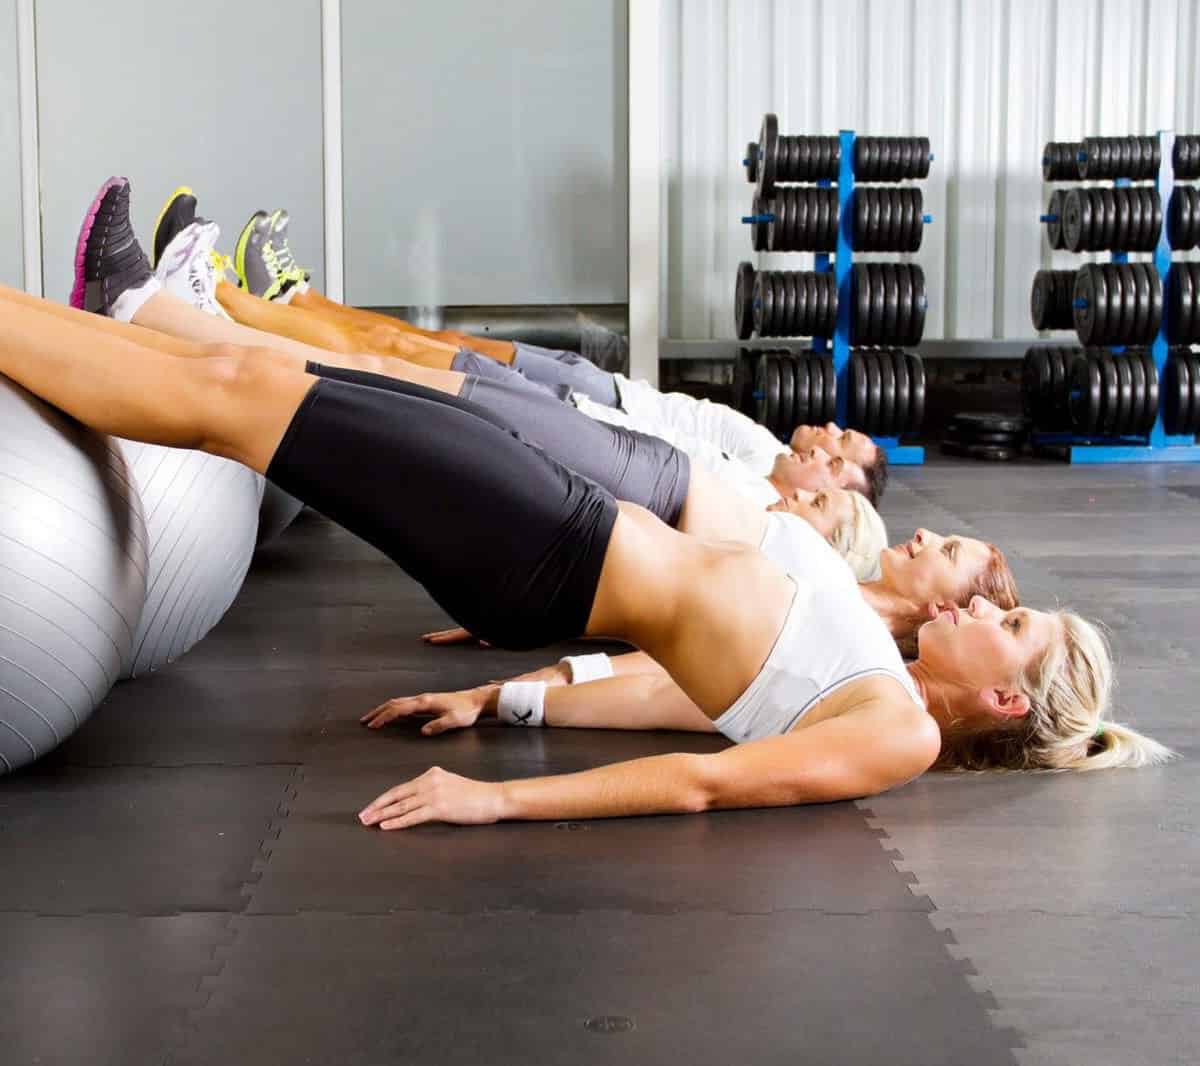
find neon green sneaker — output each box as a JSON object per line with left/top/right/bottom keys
{"left": 234, "top": 208, "right": 309, "bottom": 299}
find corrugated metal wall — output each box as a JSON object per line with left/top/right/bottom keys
{"left": 661, "top": 0, "right": 1200, "bottom": 341}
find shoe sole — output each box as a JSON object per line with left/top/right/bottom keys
{"left": 70, "top": 176, "right": 127, "bottom": 309}
{"left": 234, "top": 211, "right": 268, "bottom": 290}
{"left": 151, "top": 185, "right": 195, "bottom": 269}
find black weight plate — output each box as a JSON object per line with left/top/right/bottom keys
{"left": 1112, "top": 188, "right": 1130, "bottom": 250}
{"left": 735, "top": 261, "right": 755, "bottom": 340}
{"left": 793, "top": 352, "right": 810, "bottom": 425}
{"left": 864, "top": 349, "right": 883, "bottom": 434}
{"left": 1062, "top": 188, "right": 1086, "bottom": 252}
{"left": 1139, "top": 349, "right": 1159, "bottom": 433}
{"left": 820, "top": 354, "right": 837, "bottom": 424}
{"left": 1147, "top": 264, "right": 1165, "bottom": 340}
{"left": 908, "top": 265, "right": 927, "bottom": 346}
{"left": 877, "top": 344, "right": 896, "bottom": 436}
{"left": 1130, "top": 263, "right": 1152, "bottom": 343}
{"left": 1021, "top": 349, "right": 1047, "bottom": 424}
{"left": 745, "top": 140, "right": 759, "bottom": 184}
{"left": 767, "top": 189, "right": 787, "bottom": 251}
{"left": 738, "top": 349, "right": 762, "bottom": 414}
{"left": 878, "top": 190, "right": 895, "bottom": 249}
{"left": 816, "top": 271, "right": 833, "bottom": 336}
{"left": 1031, "top": 271, "right": 1052, "bottom": 330}
{"left": 1111, "top": 264, "right": 1133, "bottom": 345}
{"left": 757, "top": 113, "right": 778, "bottom": 196}
{"left": 764, "top": 355, "right": 781, "bottom": 434}
{"left": 803, "top": 272, "right": 819, "bottom": 336}
{"left": 1164, "top": 351, "right": 1184, "bottom": 434}
{"left": 852, "top": 265, "right": 871, "bottom": 343}
{"left": 895, "top": 263, "right": 913, "bottom": 347}
{"left": 1189, "top": 352, "right": 1200, "bottom": 435}
{"left": 1073, "top": 266, "right": 1100, "bottom": 346}
{"left": 943, "top": 429, "right": 1025, "bottom": 447}
{"left": 869, "top": 264, "right": 887, "bottom": 343}
{"left": 891, "top": 349, "right": 911, "bottom": 436}
{"left": 774, "top": 273, "right": 790, "bottom": 337}
{"left": 1129, "top": 187, "right": 1147, "bottom": 249}
{"left": 1147, "top": 187, "right": 1164, "bottom": 247}
{"left": 1170, "top": 187, "right": 1193, "bottom": 249}
{"left": 751, "top": 193, "right": 769, "bottom": 252}
{"left": 751, "top": 274, "right": 765, "bottom": 335}
{"left": 1098, "top": 350, "right": 1120, "bottom": 435}
{"left": 906, "top": 351, "right": 926, "bottom": 434}
{"left": 1072, "top": 353, "right": 1101, "bottom": 435}
{"left": 780, "top": 271, "right": 796, "bottom": 335}
{"left": 939, "top": 441, "right": 1021, "bottom": 461}
{"left": 853, "top": 189, "right": 869, "bottom": 248}
{"left": 1046, "top": 190, "right": 1065, "bottom": 249}
{"left": 1126, "top": 348, "right": 1147, "bottom": 434}
{"left": 1049, "top": 347, "right": 1072, "bottom": 430}
{"left": 882, "top": 265, "right": 900, "bottom": 342}
{"left": 761, "top": 270, "right": 776, "bottom": 334}
{"left": 1170, "top": 264, "right": 1193, "bottom": 344}
{"left": 803, "top": 354, "right": 819, "bottom": 425}
{"left": 947, "top": 412, "right": 1029, "bottom": 435}
{"left": 1112, "top": 354, "right": 1133, "bottom": 435}
{"left": 1098, "top": 188, "right": 1117, "bottom": 250}
{"left": 777, "top": 353, "right": 795, "bottom": 437}
{"left": 851, "top": 351, "right": 868, "bottom": 426}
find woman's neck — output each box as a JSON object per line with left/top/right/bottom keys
{"left": 906, "top": 660, "right": 977, "bottom": 739}
{"left": 859, "top": 581, "right": 926, "bottom": 639}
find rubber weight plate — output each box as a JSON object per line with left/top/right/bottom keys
{"left": 1112, "top": 354, "right": 1134, "bottom": 435}
{"left": 864, "top": 349, "right": 883, "bottom": 434}
{"left": 877, "top": 345, "right": 896, "bottom": 436}
{"left": 819, "top": 354, "right": 837, "bottom": 424}
{"left": 906, "top": 352, "right": 926, "bottom": 434}
{"left": 745, "top": 140, "right": 759, "bottom": 185}
{"left": 1069, "top": 352, "right": 1102, "bottom": 435}
{"left": 735, "top": 262, "right": 755, "bottom": 340}
{"left": 891, "top": 349, "right": 911, "bottom": 436}
{"left": 1139, "top": 349, "right": 1160, "bottom": 434}
{"left": 777, "top": 353, "right": 795, "bottom": 439}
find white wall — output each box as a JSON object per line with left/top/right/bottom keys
{"left": 661, "top": 0, "right": 1200, "bottom": 341}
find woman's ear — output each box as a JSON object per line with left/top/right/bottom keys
{"left": 978, "top": 687, "right": 1030, "bottom": 719}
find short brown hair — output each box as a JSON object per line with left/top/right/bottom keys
{"left": 861, "top": 446, "right": 888, "bottom": 506}
{"left": 969, "top": 544, "right": 1019, "bottom": 610}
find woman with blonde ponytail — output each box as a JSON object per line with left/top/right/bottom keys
{"left": 925, "top": 604, "right": 1174, "bottom": 772}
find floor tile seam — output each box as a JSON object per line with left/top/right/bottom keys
{"left": 165, "top": 767, "right": 307, "bottom": 1066}
{"left": 859, "top": 802, "right": 1024, "bottom": 1060}
{"left": 231, "top": 903, "right": 943, "bottom": 919}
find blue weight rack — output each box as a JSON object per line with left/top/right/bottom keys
{"left": 1035, "top": 129, "right": 1200, "bottom": 463}
{"left": 743, "top": 128, "right": 928, "bottom": 465}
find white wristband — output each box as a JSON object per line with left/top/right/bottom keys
{"left": 559, "top": 653, "right": 615, "bottom": 685}
{"left": 497, "top": 681, "right": 547, "bottom": 727}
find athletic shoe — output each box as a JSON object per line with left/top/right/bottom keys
{"left": 71, "top": 176, "right": 154, "bottom": 314}
{"left": 154, "top": 219, "right": 233, "bottom": 319}
{"left": 151, "top": 185, "right": 197, "bottom": 268}
{"left": 234, "top": 207, "right": 309, "bottom": 299}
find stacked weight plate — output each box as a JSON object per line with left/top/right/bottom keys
{"left": 1027, "top": 133, "right": 1200, "bottom": 443}
{"left": 736, "top": 115, "right": 930, "bottom": 442}
{"left": 940, "top": 413, "right": 1030, "bottom": 462}
{"left": 845, "top": 349, "right": 925, "bottom": 438}
{"left": 746, "top": 350, "right": 839, "bottom": 440}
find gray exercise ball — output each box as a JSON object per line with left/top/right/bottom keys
{"left": 118, "top": 441, "right": 260, "bottom": 677}
{"left": 256, "top": 481, "right": 305, "bottom": 547}
{"left": 0, "top": 377, "right": 148, "bottom": 774}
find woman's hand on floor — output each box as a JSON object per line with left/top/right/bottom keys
{"left": 359, "top": 767, "right": 503, "bottom": 829}
{"left": 359, "top": 686, "right": 493, "bottom": 734}
{"left": 421, "top": 626, "right": 490, "bottom": 647}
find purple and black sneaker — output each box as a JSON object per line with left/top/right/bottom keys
{"left": 70, "top": 177, "right": 154, "bottom": 315}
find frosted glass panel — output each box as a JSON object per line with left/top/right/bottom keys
{"left": 36, "top": 0, "right": 325, "bottom": 303}
{"left": 342, "top": 0, "right": 628, "bottom": 307}
{"left": 0, "top": 0, "right": 22, "bottom": 288}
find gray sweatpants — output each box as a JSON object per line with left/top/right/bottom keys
{"left": 450, "top": 343, "right": 621, "bottom": 408}
{"left": 455, "top": 366, "right": 690, "bottom": 527}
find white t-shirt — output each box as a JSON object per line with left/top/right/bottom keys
{"left": 612, "top": 375, "right": 784, "bottom": 478}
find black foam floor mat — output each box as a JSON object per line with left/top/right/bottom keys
{"left": 174, "top": 912, "right": 1016, "bottom": 1066}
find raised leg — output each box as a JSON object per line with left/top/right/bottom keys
{"left": 0, "top": 297, "right": 312, "bottom": 473}
{"left": 291, "top": 286, "right": 518, "bottom": 363}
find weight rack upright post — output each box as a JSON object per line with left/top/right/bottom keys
{"left": 823, "top": 128, "right": 925, "bottom": 465}
{"left": 1066, "top": 129, "right": 1200, "bottom": 464}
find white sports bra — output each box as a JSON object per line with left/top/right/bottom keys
{"left": 713, "top": 517, "right": 923, "bottom": 743}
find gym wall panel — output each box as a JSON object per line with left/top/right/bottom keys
{"left": 340, "top": 0, "right": 629, "bottom": 308}
{"left": 34, "top": 0, "right": 325, "bottom": 303}
{"left": 0, "top": 0, "right": 22, "bottom": 289}
{"left": 662, "top": 0, "right": 1200, "bottom": 341}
